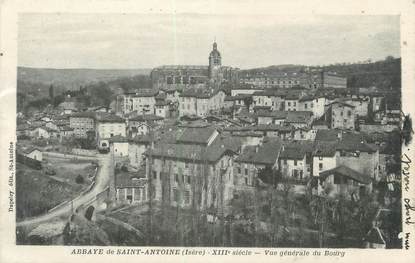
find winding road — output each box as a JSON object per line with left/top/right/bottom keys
{"left": 16, "top": 152, "right": 113, "bottom": 227}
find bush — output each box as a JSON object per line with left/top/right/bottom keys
{"left": 17, "top": 135, "right": 31, "bottom": 140}
{"left": 121, "top": 165, "right": 129, "bottom": 172}
{"left": 75, "top": 175, "right": 85, "bottom": 184}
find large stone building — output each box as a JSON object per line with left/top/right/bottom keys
{"left": 122, "top": 89, "right": 158, "bottom": 115}
{"left": 95, "top": 114, "right": 126, "bottom": 149}
{"left": 144, "top": 126, "right": 241, "bottom": 209}
{"left": 150, "top": 42, "right": 239, "bottom": 90}
{"left": 179, "top": 87, "right": 226, "bottom": 117}
{"left": 325, "top": 101, "right": 356, "bottom": 130}
{"left": 240, "top": 71, "right": 347, "bottom": 90}
{"left": 69, "top": 112, "right": 96, "bottom": 138}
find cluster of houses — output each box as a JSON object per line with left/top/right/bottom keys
{"left": 118, "top": 125, "right": 382, "bottom": 207}
{"left": 16, "top": 103, "right": 111, "bottom": 142}
{"left": 15, "top": 40, "right": 401, "bottom": 248}
{"left": 17, "top": 79, "right": 400, "bottom": 209}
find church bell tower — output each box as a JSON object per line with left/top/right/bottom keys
{"left": 208, "top": 41, "right": 222, "bottom": 80}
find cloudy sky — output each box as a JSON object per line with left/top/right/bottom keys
{"left": 18, "top": 13, "right": 400, "bottom": 69}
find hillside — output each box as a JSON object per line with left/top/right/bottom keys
{"left": 240, "top": 57, "right": 401, "bottom": 90}
{"left": 18, "top": 67, "right": 151, "bottom": 88}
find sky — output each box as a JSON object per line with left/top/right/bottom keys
{"left": 18, "top": 13, "right": 400, "bottom": 69}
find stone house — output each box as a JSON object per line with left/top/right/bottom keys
{"left": 317, "top": 165, "right": 373, "bottom": 199}
{"left": 325, "top": 101, "right": 356, "bottom": 130}
{"left": 233, "top": 138, "right": 283, "bottom": 187}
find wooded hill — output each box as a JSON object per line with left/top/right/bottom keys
{"left": 241, "top": 57, "right": 401, "bottom": 91}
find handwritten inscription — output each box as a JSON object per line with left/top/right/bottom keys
{"left": 404, "top": 198, "right": 415, "bottom": 225}
{"left": 404, "top": 233, "right": 410, "bottom": 250}
{"left": 402, "top": 153, "right": 413, "bottom": 250}
{"left": 402, "top": 153, "right": 411, "bottom": 192}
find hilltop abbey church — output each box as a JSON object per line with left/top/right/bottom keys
{"left": 150, "top": 42, "right": 240, "bottom": 90}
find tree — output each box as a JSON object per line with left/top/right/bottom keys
{"left": 402, "top": 114, "right": 413, "bottom": 146}
{"left": 17, "top": 92, "right": 26, "bottom": 112}
{"left": 242, "top": 96, "right": 253, "bottom": 111}
{"left": 258, "top": 166, "right": 280, "bottom": 185}
{"left": 85, "top": 131, "right": 96, "bottom": 149}
{"left": 385, "top": 55, "right": 395, "bottom": 61}
{"left": 52, "top": 94, "right": 65, "bottom": 108}
{"left": 75, "top": 175, "right": 84, "bottom": 184}
{"left": 49, "top": 85, "right": 54, "bottom": 99}
{"left": 88, "top": 82, "right": 114, "bottom": 108}
{"left": 27, "top": 97, "right": 51, "bottom": 111}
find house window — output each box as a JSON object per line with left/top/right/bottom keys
{"left": 175, "top": 173, "right": 179, "bottom": 183}
{"left": 293, "top": 170, "right": 298, "bottom": 178}
{"left": 294, "top": 160, "right": 298, "bottom": 166}
{"left": 348, "top": 110, "right": 352, "bottom": 117}
{"left": 185, "top": 162, "right": 189, "bottom": 169}
{"left": 284, "top": 160, "right": 287, "bottom": 165}
{"left": 245, "top": 168, "right": 248, "bottom": 175}
{"left": 319, "top": 163, "right": 323, "bottom": 171}
{"left": 244, "top": 177, "right": 248, "bottom": 185}
{"left": 187, "top": 175, "right": 191, "bottom": 185}
{"left": 238, "top": 167, "right": 241, "bottom": 174}
{"left": 288, "top": 102, "right": 291, "bottom": 106}
{"left": 152, "top": 171, "right": 157, "bottom": 180}
{"left": 184, "top": 190, "right": 190, "bottom": 204}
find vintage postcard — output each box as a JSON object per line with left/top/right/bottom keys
{"left": 1, "top": 0, "right": 415, "bottom": 262}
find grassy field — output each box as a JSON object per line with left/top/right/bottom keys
{"left": 16, "top": 158, "right": 96, "bottom": 221}
{"left": 44, "top": 157, "right": 96, "bottom": 185}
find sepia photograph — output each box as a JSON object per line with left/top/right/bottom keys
{"left": 5, "top": 6, "right": 411, "bottom": 253}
